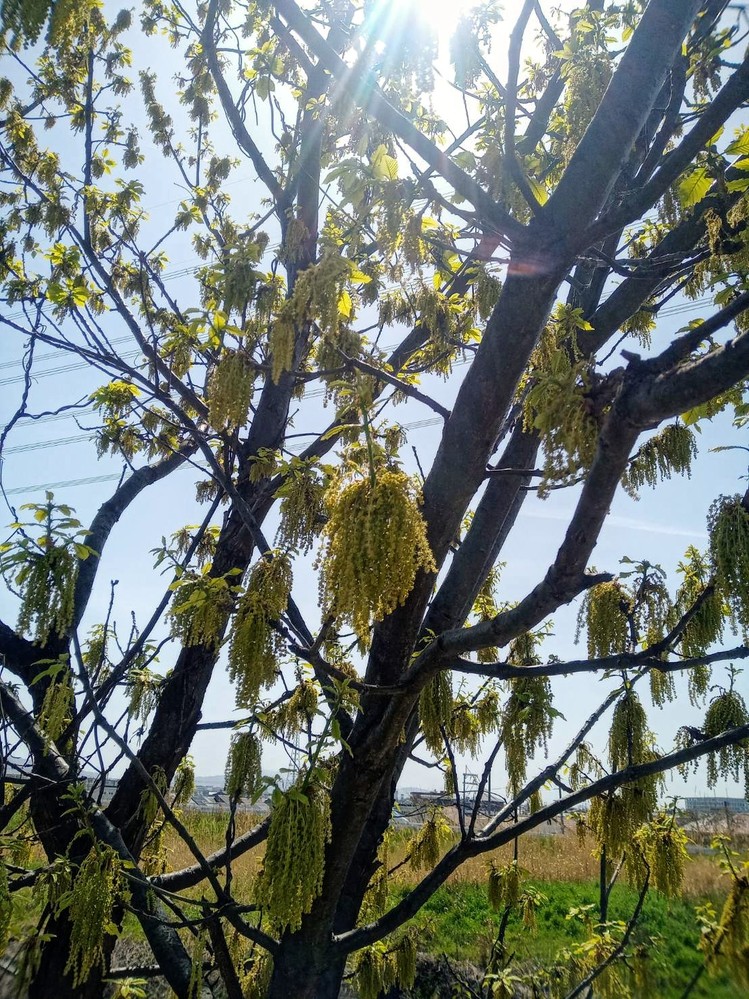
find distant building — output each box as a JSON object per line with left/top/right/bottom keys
{"left": 683, "top": 796, "right": 749, "bottom": 814}
{"left": 83, "top": 776, "right": 119, "bottom": 805}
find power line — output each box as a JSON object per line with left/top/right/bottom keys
{"left": 3, "top": 416, "right": 443, "bottom": 496}
{"left": 0, "top": 335, "right": 132, "bottom": 372}
{"left": 6, "top": 472, "right": 127, "bottom": 495}
{"left": 0, "top": 353, "right": 138, "bottom": 388}
{"left": 0, "top": 292, "right": 718, "bottom": 390}
{"left": 2, "top": 433, "right": 91, "bottom": 456}
{"left": 0, "top": 407, "right": 92, "bottom": 429}
{"left": 0, "top": 285, "right": 724, "bottom": 457}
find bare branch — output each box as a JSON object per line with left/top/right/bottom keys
{"left": 271, "top": 0, "right": 525, "bottom": 242}
{"left": 72, "top": 444, "right": 197, "bottom": 629}
{"left": 0, "top": 679, "right": 198, "bottom": 995}
{"left": 335, "top": 721, "right": 749, "bottom": 952}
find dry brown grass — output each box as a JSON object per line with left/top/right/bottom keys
{"left": 162, "top": 810, "right": 265, "bottom": 900}
{"left": 165, "top": 809, "right": 730, "bottom": 903}
{"left": 451, "top": 830, "right": 598, "bottom": 886}
{"left": 389, "top": 822, "right": 729, "bottom": 899}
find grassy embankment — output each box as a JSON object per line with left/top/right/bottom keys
{"left": 7, "top": 811, "right": 745, "bottom": 997}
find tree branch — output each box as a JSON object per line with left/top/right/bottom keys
{"left": 202, "top": 0, "right": 288, "bottom": 209}
{"left": 0, "top": 617, "right": 44, "bottom": 689}
{"left": 72, "top": 444, "right": 197, "bottom": 629}
{"left": 334, "top": 721, "right": 749, "bottom": 952}
{"left": 153, "top": 817, "right": 270, "bottom": 893}
{"left": 632, "top": 325, "right": 749, "bottom": 423}
{"left": 590, "top": 50, "right": 749, "bottom": 241}
{"left": 0, "top": 680, "right": 198, "bottom": 996}
{"left": 449, "top": 644, "right": 749, "bottom": 682}
{"left": 271, "top": 0, "right": 524, "bottom": 241}
{"left": 544, "top": 0, "right": 703, "bottom": 239}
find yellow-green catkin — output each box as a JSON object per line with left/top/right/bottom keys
{"left": 270, "top": 253, "right": 351, "bottom": 382}
{"left": 561, "top": 45, "right": 611, "bottom": 162}
{"left": 275, "top": 459, "right": 327, "bottom": 554}
{"left": 409, "top": 810, "right": 453, "bottom": 871}
{"left": 272, "top": 680, "right": 319, "bottom": 738}
{"left": 39, "top": 673, "right": 74, "bottom": 745}
{"left": 577, "top": 581, "right": 629, "bottom": 658}
{"left": 317, "top": 469, "right": 436, "bottom": 642}
{"left": 207, "top": 351, "right": 254, "bottom": 429}
{"left": 649, "top": 667, "right": 675, "bottom": 708}
{"left": 354, "top": 945, "right": 397, "bottom": 999}
{"left": 448, "top": 702, "right": 482, "bottom": 756}
{"left": 32, "top": 856, "right": 72, "bottom": 915}
{"left": 708, "top": 495, "right": 749, "bottom": 629}
{"left": 225, "top": 731, "right": 262, "bottom": 800}
{"left": 474, "top": 686, "right": 501, "bottom": 734}
{"left": 622, "top": 422, "right": 697, "bottom": 497}
{"left": 360, "top": 829, "right": 393, "bottom": 923}
{"left": 228, "top": 553, "right": 292, "bottom": 708}
{"left": 395, "top": 931, "right": 417, "bottom": 991}
{"left": 502, "top": 675, "right": 555, "bottom": 796}
{"left": 256, "top": 779, "right": 331, "bottom": 931}
{"left": 243, "top": 952, "right": 273, "bottom": 999}
{"left": 675, "top": 545, "right": 724, "bottom": 665}
{"left": 168, "top": 572, "right": 234, "bottom": 648}
{"left": 65, "top": 847, "right": 126, "bottom": 987}
{"left": 702, "top": 874, "right": 749, "bottom": 990}
{"left": 15, "top": 543, "right": 77, "bottom": 645}
{"left": 46, "top": 0, "right": 99, "bottom": 46}
{"left": 141, "top": 827, "right": 168, "bottom": 879}
{"left": 608, "top": 691, "right": 648, "bottom": 772}
{"left": 248, "top": 448, "right": 278, "bottom": 483}
{"left": 588, "top": 691, "right": 661, "bottom": 857}
{"left": 521, "top": 310, "right": 598, "bottom": 495}
{"left": 82, "top": 624, "right": 110, "bottom": 676}
{"left": 474, "top": 269, "right": 502, "bottom": 321}
{"left": 419, "top": 671, "right": 452, "bottom": 755}
{"left": 589, "top": 780, "right": 659, "bottom": 860}
{"left": 472, "top": 567, "right": 500, "bottom": 663}
{"left": 630, "top": 813, "right": 688, "bottom": 896}
{"left": 127, "top": 667, "right": 160, "bottom": 721}
{"left": 353, "top": 931, "right": 416, "bottom": 999}
{"left": 703, "top": 689, "right": 749, "bottom": 789}
{"left": 488, "top": 859, "right": 523, "bottom": 911}
{"left": 172, "top": 755, "right": 195, "bottom": 807}
{"left": 138, "top": 767, "right": 168, "bottom": 832}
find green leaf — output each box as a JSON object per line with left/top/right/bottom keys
{"left": 349, "top": 268, "right": 372, "bottom": 284}
{"left": 726, "top": 131, "right": 749, "bottom": 157}
{"left": 321, "top": 423, "right": 359, "bottom": 441}
{"left": 69, "top": 284, "right": 89, "bottom": 307}
{"left": 677, "top": 167, "right": 712, "bottom": 208}
{"left": 525, "top": 174, "right": 548, "bottom": 205}
{"left": 371, "top": 144, "right": 399, "bottom": 181}
{"left": 46, "top": 281, "right": 66, "bottom": 305}
{"left": 337, "top": 289, "right": 353, "bottom": 319}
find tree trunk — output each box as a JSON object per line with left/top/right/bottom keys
{"left": 27, "top": 909, "right": 114, "bottom": 999}
{"left": 267, "top": 934, "right": 347, "bottom": 999}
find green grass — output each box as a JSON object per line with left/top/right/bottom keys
{"left": 390, "top": 879, "right": 743, "bottom": 999}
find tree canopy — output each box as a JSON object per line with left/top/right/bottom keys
{"left": 2, "top": 1, "right": 749, "bottom": 997}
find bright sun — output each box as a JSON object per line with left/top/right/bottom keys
{"left": 369, "top": 0, "right": 492, "bottom": 52}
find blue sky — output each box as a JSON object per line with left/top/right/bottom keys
{"left": 1, "top": 1, "right": 748, "bottom": 803}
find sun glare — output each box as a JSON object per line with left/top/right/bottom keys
{"left": 368, "top": 0, "right": 498, "bottom": 55}
{"left": 415, "top": 0, "right": 486, "bottom": 39}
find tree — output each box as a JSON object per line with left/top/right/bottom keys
{"left": 2, "top": 0, "right": 749, "bottom": 996}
